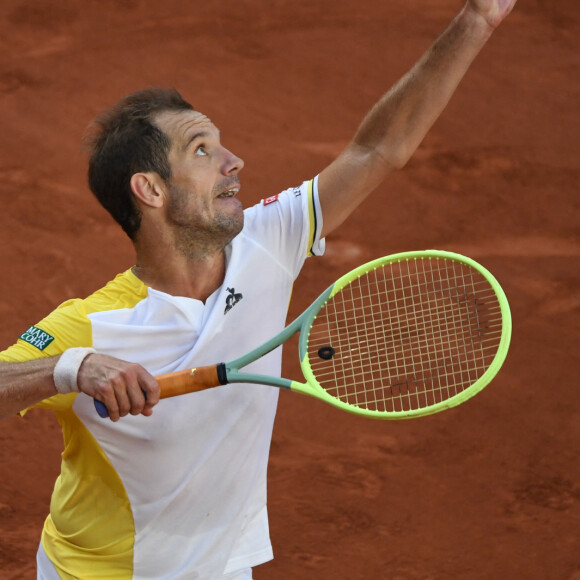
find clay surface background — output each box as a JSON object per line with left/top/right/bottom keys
{"left": 0, "top": 0, "right": 578, "bottom": 578}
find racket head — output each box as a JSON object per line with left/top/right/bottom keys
{"left": 296, "top": 250, "right": 511, "bottom": 419}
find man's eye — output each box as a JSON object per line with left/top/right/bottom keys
{"left": 195, "top": 145, "right": 208, "bottom": 156}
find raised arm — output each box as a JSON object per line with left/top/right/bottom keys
{"left": 318, "top": 0, "right": 517, "bottom": 237}
{"left": 0, "top": 353, "right": 160, "bottom": 422}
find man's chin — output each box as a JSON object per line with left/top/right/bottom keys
{"left": 217, "top": 209, "right": 244, "bottom": 241}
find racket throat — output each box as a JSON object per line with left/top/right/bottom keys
{"left": 217, "top": 362, "right": 229, "bottom": 385}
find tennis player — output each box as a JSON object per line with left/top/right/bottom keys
{"left": 0, "top": 1, "right": 517, "bottom": 578}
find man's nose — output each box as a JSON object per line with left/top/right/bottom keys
{"left": 222, "top": 149, "right": 244, "bottom": 175}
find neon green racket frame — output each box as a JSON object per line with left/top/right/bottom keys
{"left": 223, "top": 250, "right": 512, "bottom": 419}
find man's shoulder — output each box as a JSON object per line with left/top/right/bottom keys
{"left": 80, "top": 268, "right": 148, "bottom": 315}
{"left": 241, "top": 182, "right": 311, "bottom": 229}
{"left": 29, "top": 269, "right": 148, "bottom": 335}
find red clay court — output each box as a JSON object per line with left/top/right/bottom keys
{"left": 0, "top": 0, "right": 578, "bottom": 578}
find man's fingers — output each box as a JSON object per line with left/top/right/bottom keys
{"left": 125, "top": 378, "right": 152, "bottom": 416}
{"left": 139, "top": 373, "right": 161, "bottom": 408}
{"left": 78, "top": 355, "right": 160, "bottom": 420}
{"left": 96, "top": 388, "right": 121, "bottom": 422}
{"left": 110, "top": 364, "right": 160, "bottom": 418}
{"left": 122, "top": 366, "right": 160, "bottom": 416}
{"left": 111, "top": 376, "right": 134, "bottom": 417}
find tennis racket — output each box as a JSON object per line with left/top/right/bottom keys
{"left": 94, "top": 250, "right": 511, "bottom": 419}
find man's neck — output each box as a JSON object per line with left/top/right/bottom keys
{"left": 132, "top": 250, "right": 227, "bottom": 303}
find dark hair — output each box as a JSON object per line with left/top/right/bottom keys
{"left": 85, "top": 88, "right": 194, "bottom": 239}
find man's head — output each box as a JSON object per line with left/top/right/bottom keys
{"left": 86, "top": 88, "right": 194, "bottom": 240}
{"left": 143, "top": 108, "right": 244, "bottom": 255}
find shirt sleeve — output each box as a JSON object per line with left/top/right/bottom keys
{"left": 0, "top": 299, "right": 94, "bottom": 412}
{"left": 0, "top": 299, "right": 93, "bottom": 363}
{"left": 242, "top": 176, "right": 325, "bottom": 280}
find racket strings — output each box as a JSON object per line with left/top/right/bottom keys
{"left": 306, "top": 258, "right": 504, "bottom": 412}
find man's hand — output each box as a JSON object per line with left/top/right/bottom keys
{"left": 78, "top": 354, "right": 160, "bottom": 422}
{"left": 466, "top": 0, "right": 518, "bottom": 30}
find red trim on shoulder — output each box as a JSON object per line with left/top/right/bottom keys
{"left": 262, "top": 194, "right": 279, "bottom": 206}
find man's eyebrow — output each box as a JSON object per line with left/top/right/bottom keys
{"left": 182, "top": 129, "right": 221, "bottom": 152}
{"left": 183, "top": 131, "right": 209, "bottom": 152}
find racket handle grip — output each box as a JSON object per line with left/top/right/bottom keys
{"left": 94, "top": 400, "right": 109, "bottom": 418}
{"left": 93, "top": 364, "right": 227, "bottom": 418}
{"left": 157, "top": 364, "right": 226, "bottom": 397}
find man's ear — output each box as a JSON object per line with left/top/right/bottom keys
{"left": 130, "top": 173, "right": 166, "bottom": 208}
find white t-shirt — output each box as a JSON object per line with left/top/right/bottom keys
{"left": 2, "top": 178, "right": 324, "bottom": 579}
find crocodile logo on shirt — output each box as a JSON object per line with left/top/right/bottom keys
{"left": 20, "top": 326, "right": 55, "bottom": 351}
{"left": 224, "top": 287, "right": 243, "bottom": 314}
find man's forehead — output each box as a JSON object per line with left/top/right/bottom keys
{"left": 154, "top": 110, "right": 219, "bottom": 142}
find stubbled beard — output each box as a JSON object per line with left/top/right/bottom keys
{"left": 166, "top": 182, "right": 244, "bottom": 259}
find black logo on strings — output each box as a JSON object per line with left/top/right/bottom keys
{"left": 224, "top": 287, "right": 243, "bottom": 314}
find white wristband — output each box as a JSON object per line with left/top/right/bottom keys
{"left": 53, "top": 347, "right": 96, "bottom": 394}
